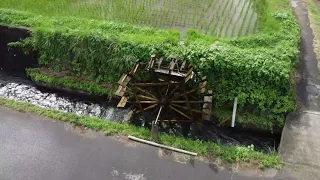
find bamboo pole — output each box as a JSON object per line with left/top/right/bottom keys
{"left": 128, "top": 136, "right": 198, "bottom": 156}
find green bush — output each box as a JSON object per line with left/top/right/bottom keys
{"left": 167, "top": 3, "right": 300, "bottom": 130}
{"left": 0, "top": 0, "right": 300, "bottom": 130}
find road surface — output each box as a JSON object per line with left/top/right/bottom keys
{"left": 278, "top": 0, "right": 320, "bottom": 179}
{"left": 0, "top": 106, "right": 276, "bottom": 180}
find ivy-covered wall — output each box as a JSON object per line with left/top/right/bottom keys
{"left": 0, "top": 0, "right": 300, "bottom": 131}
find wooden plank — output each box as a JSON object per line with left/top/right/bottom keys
{"left": 117, "top": 96, "right": 128, "bottom": 108}
{"left": 204, "top": 96, "right": 212, "bottom": 103}
{"left": 180, "top": 60, "right": 186, "bottom": 71}
{"left": 115, "top": 85, "right": 127, "bottom": 97}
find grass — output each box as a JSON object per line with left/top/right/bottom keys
{"left": 0, "top": 97, "right": 283, "bottom": 169}
{"left": 0, "top": 0, "right": 260, "bottom": 38}
{"left": 304, "top": 0, "right": 320, "bottom": 70}
{"left": 26, "top": 68, "right": 116, "bottom": 98}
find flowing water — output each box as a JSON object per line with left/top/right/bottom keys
{"left": 0, "top": 74, "right": 280, "bottom": 153}
{"left": 0, "top": 74, "right": 131, "bottom": 122}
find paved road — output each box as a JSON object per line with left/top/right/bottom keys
{"left": 0, "top": 106, "right": 274, "bottom": 180}
{"left": 278, "top": 0, "right": 320, "bottom": 179}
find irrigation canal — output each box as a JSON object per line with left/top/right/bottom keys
{"left": 0, "top": 73, "right": 280, "bottom": 153}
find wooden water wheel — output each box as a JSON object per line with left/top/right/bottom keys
{"left": 115, "top": 55, "right": 212, "bottom": 139}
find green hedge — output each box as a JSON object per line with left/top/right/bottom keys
{"left": 0, "top": 0, "right": 300, "bottom": 131}
{"left": 0, "top": 8, "right": 180, "bottom": 83}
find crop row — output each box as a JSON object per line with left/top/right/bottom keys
{"left": 0, "top": 0, "right": 260, "bottom": 38}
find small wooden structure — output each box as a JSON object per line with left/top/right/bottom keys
{"left": 115, "top": 55, "right": 212, "bottom": 138}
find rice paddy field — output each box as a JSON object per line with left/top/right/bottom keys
{"left": 0, "top": 0, "right": 260, "bottom": 38}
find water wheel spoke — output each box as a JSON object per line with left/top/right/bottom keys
{"left": 133, "top": 82, "right": 180, "bottom": 87}
{"left": 137, "top": 95, "right": 157, "bottom": 101}
{"left": 171, "top": 100, "right": 204, "bottom": 104}
{"left": 172, "top": 84, "right": 207, "bottom": 100}
{"left": 128, "top": 101, "right": 158, "bottom": 104}
{"left": 132, "top": 88, "right": 143, "bottom": 111}
{"left": 135, "top": 104, "right": 158, "bottom": 114}
{"left": 182, "top": 84, "right": 193, "bottom": 119}
{"left": 169, "top": 105, "right": 191, "bottom": 120}
{"left": 171, "top": 103, "right": 208, "bottom": 115}
{"left": 134, "top": 86, "right": 158, "bottom": 99}
{"left": 173, "top": 89, "right": 196, "bottom": 99}
{"left": 168, "top": 83, "right": 182, "bottom": 98}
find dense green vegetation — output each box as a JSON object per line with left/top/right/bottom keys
{"left": 0, "top": 0, "right": 300, "bottom": 131}
{"left": 0, "top": 97, "right": 282, "bottom": 169}
{"left": 0, "top": 0, "right": 260, "bottom": 38}
{"left": 26, "top": 68, "right": 115, "bottom": 97}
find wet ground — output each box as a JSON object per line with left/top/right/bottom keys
{"left": 0, "top": 106, "right": 279, "bottom": 180}
{"left": 278, "top": 0, "right": 320, "bottom": 179}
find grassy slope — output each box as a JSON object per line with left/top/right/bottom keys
{"left": 26, "top": 68, "right": 115, "bottom": 98}
{"left": 0, "top": 97, "right": 282, "bottom": 169}
{"left": 304, "top": 0, "right": 320, "bottom": 69}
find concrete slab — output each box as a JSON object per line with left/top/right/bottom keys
{"left": 276, "top": 163, "right": 320, "bottom": 180}
{"left": 279, "top": 113, "right": 320, "bottom": 167}
{"left": 279, "top": 1, "right": 320, "bottom": 179}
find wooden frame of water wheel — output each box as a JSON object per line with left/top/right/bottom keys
{"left": 115, "top": 55, "right": 212, "bottom": 139}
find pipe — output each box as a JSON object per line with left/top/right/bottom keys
{"left": 231, "top": 97, "right": 238, "bottom": 128}
{"left": 128, "top": 136, "right": 198, "bottom": 156}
